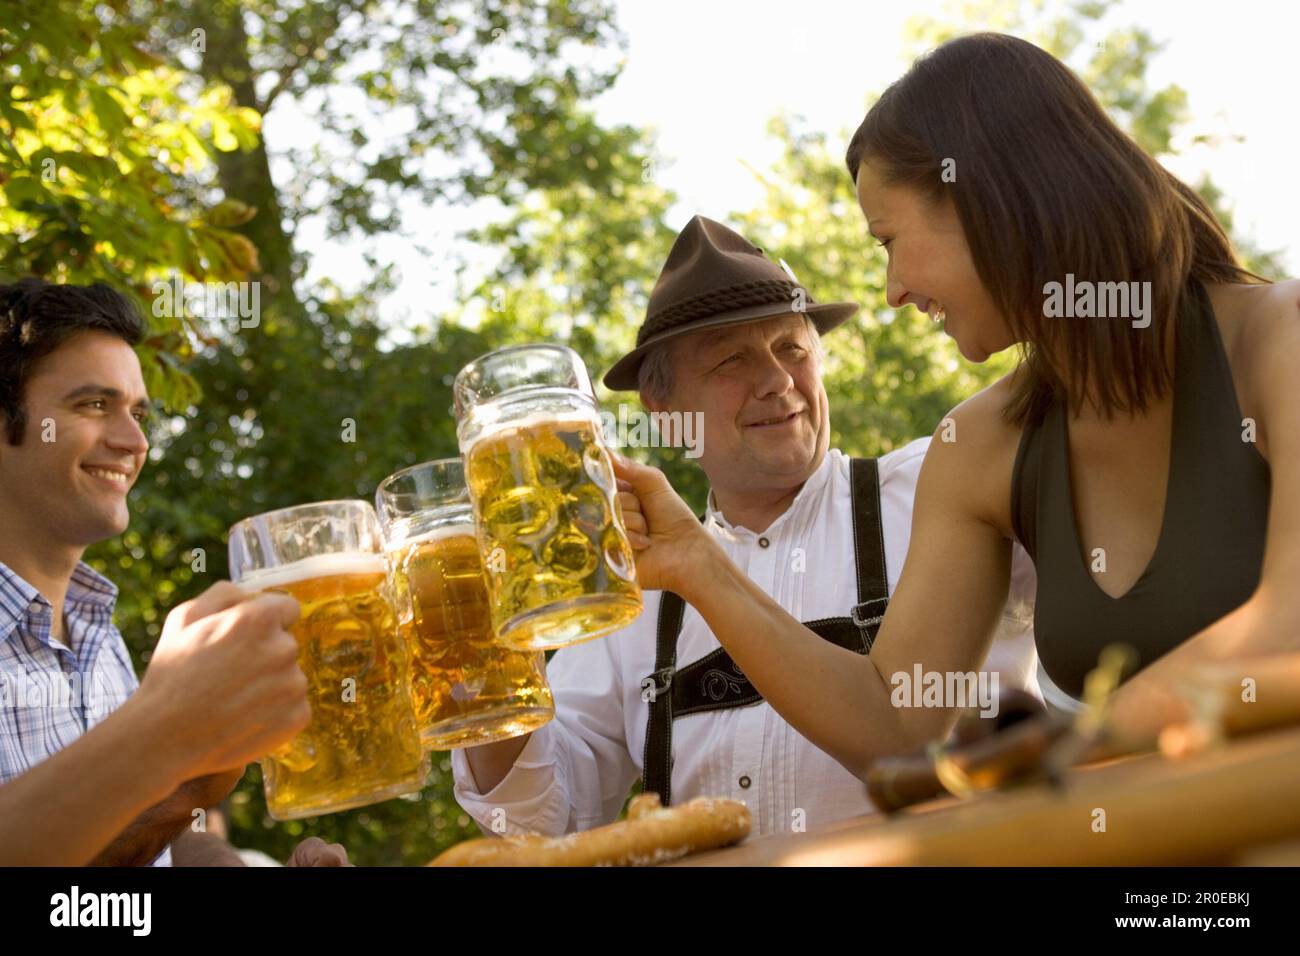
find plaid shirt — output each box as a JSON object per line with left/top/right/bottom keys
{"left": 0, "top": 560, "right": 171, "bottom": 866}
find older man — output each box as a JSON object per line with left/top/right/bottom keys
{"left": 450, "top": 216, "right": 1038, "bottom": 837}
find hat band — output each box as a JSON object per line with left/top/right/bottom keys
{"left": 638, "top": 279, "right": 812, "bottom": 345}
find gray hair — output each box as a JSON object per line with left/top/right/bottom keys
{"left": 637, "top": 313, "right": 825, "bottom": 406}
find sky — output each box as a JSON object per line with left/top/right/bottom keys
{"left": 278, "top": 0, "right": 1300, "bottom": 328}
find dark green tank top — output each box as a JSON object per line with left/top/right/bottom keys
{"left": 1011, "top": 280, "right": 1271, "bottom": 699}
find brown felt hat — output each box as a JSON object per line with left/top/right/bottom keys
{"left": 602, "top": 215, "right": 859, "bottom": 391}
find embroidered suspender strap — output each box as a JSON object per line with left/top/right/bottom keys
{"left": 667, "top": 616, "right": 870, "bottom": 720}
{"left": 641, "top": 588, "right": 687, "bottom": 807}
{"left": 639, "top": 458, "right": 889, "bottom": 805}
{"left": 846, "top": 456, "right": 889, "bottom": 643}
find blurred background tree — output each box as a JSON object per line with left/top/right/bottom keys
{"left": 0, "top": 0, "right": 1286, "bottom": 863}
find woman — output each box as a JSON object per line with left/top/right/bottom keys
{"left": 611, "top": 32, "right": 1299, "bottom": 780}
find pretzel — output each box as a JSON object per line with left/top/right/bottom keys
{"left": 429, "top": 794, "right": 750, "bottom": 867}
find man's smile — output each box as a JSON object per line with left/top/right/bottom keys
{"left": 744, "top": 410, "right": 802, "bottom": 429}
{"left": 81, "top": 464, "right": 134, "bottom": 492}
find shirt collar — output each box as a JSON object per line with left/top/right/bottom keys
{"left": 705, "top": 449, "right": 841, "bottom": 539}
{"left": 67, "top": 562, "right": 119, "bottom": 608}
{"left": 0, "top": 560, "right": 118, "bottom": 646}
{"left": 0, "top": 561, "right": 44, "bottom": 641}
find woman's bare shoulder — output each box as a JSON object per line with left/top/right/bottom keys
{"left": 1254, "top": 278, "right": 1300, "bottom": 329}
{"left": 1210, "top": 278, "right": 1300, "bottom": 343}
{"left": 921, "top": 369, "right": 1027, "bottom": 535}
{"left": 1245, "top": 279, "right": 1300, "bottom": 435}
{"left": 1216, "top": 280, "right": 1300, "bottom": 397}
{"left": 1201, "top": 279, "right": 1299, "bottom": 461}
{"left": 943, "top": 370, "right": 1026, "bottom": 449}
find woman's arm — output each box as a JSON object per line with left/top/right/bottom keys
{"left": 614, "top": 394, "right": 1021, "bottom": 780}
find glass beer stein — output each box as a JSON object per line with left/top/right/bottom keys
{"left": 453, "top": 344, "right": 643, "bottom": 650}
{"left": 376, "top": 458, "right": 555, "bottom": 749}
{"left": 228, "top": 500, "right": 428, "bottom": 820}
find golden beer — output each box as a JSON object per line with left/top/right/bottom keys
{"left": 464, "top": 414, "right": 642, "bottom": 649}
{"left": 229, "top": 498, "right": 429, "bottom": 821}
{"left": 243, "top": 553, "right": 427, "bottom": 820}
{"left": 388, "top": 530, "right": 553, "bottom": 748}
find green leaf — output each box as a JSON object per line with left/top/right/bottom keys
{"left": 207, "top": 198, "right": 258, "bottom": 228}
{"left": 88, "top": 86, "right": 130, "bottom": 136}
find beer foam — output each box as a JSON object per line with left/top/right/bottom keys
{"left": 238, "top": 552, "right": 387, "bottom": 591}
{"left": 462, "top": 409, "right": 600, "bottom": 452}
{"left": 385, "top": 523, "right": 478, "bottom": 552}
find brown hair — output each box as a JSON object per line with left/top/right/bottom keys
{"left": 0, "top": 277, "right": 145, "bottom": 444}
{"left": 845, "top": 32, "right": 1263, "bottom": 424}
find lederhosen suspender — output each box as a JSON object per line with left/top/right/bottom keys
{"left": 639, "top": 457, "right": 889, "bottom": 806}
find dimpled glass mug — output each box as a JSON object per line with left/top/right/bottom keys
{"left": 453, "top": 344, "right": 643, "bottom": 651}
{"left": 228, "top": 500, "right": 428, "bottom": 820}
{"left": 376, "top": 457, "right": 555, "bottom": 749}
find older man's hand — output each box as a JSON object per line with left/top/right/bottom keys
{"left": 612, "top": 452, "right": 723, "bottom": 598}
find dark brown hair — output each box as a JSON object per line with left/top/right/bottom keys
{"left": 0, "top": 277, "right": 145, "bottom": 444}
{"left": 846, "top": 32, "right": 1262, "bottom": 424}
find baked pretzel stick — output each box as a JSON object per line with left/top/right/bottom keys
{"left": 429, "top": 795, "right": 750, "bottom": 867}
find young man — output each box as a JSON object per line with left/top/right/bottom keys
{"left": 0, "top": 278, "right": 346, "bottom": 866}
{"left": 450, "top": 217, "right": 1040, "bottom": 837}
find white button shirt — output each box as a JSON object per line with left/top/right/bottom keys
{"left": 451, "top": 439, "right": 1040, "bottom": 838}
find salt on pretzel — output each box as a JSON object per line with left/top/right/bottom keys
{"left": 428, "top": 794, "right": 750, "bottom": 867}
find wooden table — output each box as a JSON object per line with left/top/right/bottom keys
{"left": 669, "top": 724, "right": 1300, "bottom": 866}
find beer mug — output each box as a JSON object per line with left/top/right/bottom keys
{"left": 376, "top": 458, "right": 555, "bottom": 749}
{"left": 228, "top": 500, "right": 428, "bottom": 820}
{"left": 454, "top": 344, "right": 642, "bottom": 650}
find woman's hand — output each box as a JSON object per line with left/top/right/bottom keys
{"left": 612, "top": 452, "right": 720, "bottom": 597}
